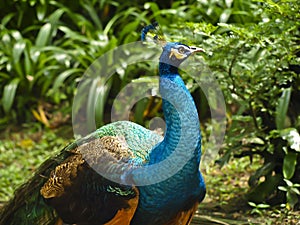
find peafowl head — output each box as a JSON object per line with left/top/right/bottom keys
{"left": 141, "top": 22, "right": 205, "bottom": 77}
{"left": 141, "top": 23, "right": 204, "bottom": 69}
{"left": 159, "top": 42, "right": 204, "bottom": 68}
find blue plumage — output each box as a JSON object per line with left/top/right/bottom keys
{"left": 129, "top": 40, "right": 206, "bottom": 224}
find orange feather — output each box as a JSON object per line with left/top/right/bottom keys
{"left": 165, "top": 202, "right": 199, "bottom": 225}
{"left": 104, "top": 188, "right": 139, "bottom": 225}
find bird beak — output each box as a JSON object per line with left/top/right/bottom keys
{"left": 189, "top": 46, "right": 205, "bottom": 53}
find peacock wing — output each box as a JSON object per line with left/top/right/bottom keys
{"left": 73, "top": 121, "right": 163, "bottom": 162}
{"left": 0, "top": 121, "right": 162, "bottom": 225}
{"left": 40, "top": 135, "right": 140, "bottom": 225}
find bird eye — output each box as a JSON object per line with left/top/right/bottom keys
{"left": 178, "top": 47, "right": 185, "bottom": 54}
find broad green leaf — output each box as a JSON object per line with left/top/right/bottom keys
{"left": 1, "top": 33, "right": 12, "bottom": 51}
{"left": 0, "top": 72, "right": 10, "bottom": 80}
{"left": 35, "top": 45, "right": 66, "bottom": 53}
{"left": 283, "top": 179, "right": 293, "bottom": 187}
{"left": 51, "top": 68, "right": 83, "bottom": 93}
{"left": 276, "top": 88, "right": 291, "bottom": 130}
{"left": 231, "top": 115, "right": 253, "bottom": 122}
{"left": 12, "top": 41, "right": 26, "bottom": 64}
{"left": 48, "top": 8, "right": 65, "bottom": 25}
{"left": 283, "top": 152, "right": 297, "bottom": 179}
{"left": 37, "top": 65, "right": 61, "bottom": 95}
{"left": 144, "top": 2, "right": 160, "bottom": 12}
{"left": 58, "top": 26, "right": 89, "bottom": 42}
{"left": 291, "top": 187, "right": 300, "bottom": 195}
{"left": 35, "top": 23, "right": 52, "bottom": 47}
{"left": 81, "top": 1, "right": 102, "bottom": 30}
{"left": 256, "top": 203, "right": 270, "bottom": 209}
{"left": 287, "top": 191, "right": 298, "bottom": 209}
{"left": 1, "top": 13, "right": 15, "bottom": 27}
{"left": 72, "top": 79, "right": 91, "bottom": 126}
{"left": 12, "top": 40, "right": 26, "bottom": 77}
{"left": 24, "top": 40, "right": 33, "bottom": 75}
{"left": 49, "top": 68, "right": 83, "bottom": 103}
{"left": 118, "top": 20, "right": 140, "bottom": 41}
{"left": 86, "top": 79, "right": 101, "bottom": 131}
{"left": 134, "top": 99, "right": 149, "bottom": 124}
{"left": 95, "top": 78, "right": 113, "bottom": 127}
{"left": 225, "top": 0, "right": 234, "bottom": 8}
{"left": 103, "top": 13, "right": 124, "bottom": 36}
{"left": 11, "top": 30, "right": 22, "bottom": 41}
{"left": 248, "top": 202, "right": 257, "bottom": 207}
{"left": 278, "top": 186, "right": 287, "bottom": 192}
{"left": 220, "top": 9, "right": 232, "bottom": 23}
{"left": 2, "top": 78, "right": 20, "bottom": 114}
{"left": 36, "top": 4, "right": 47, "bottom": 21}
{"left": 103, "top": 10, "right": 130, "bottom": 35}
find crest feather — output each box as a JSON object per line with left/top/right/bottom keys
{"left": 141, "top": 22, "right": 166, "bottom": 47}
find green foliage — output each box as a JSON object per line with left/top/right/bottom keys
{"left": 248, "top": 202, "right": 270, "bottom": 216}
{"left": 278, "top": 179, "right": 300, "bottom": 209}
{"left": 0, "top": 0, "right": 149, "bottom": 125}
{"left": 0, "top": 0, "right": 280, "bottom": 127}
{"left": 276, "top": 88, "right": 291, "bottom": 130}
{"left": 185, "top": 0, "right": 300, "bottom": 208}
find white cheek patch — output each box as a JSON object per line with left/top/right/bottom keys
{"left": 169, "top": 48, "right": 186, "bottom": 60}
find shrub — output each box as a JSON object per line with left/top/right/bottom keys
{"left": 187, "top": 0, "right": 300, "bottom": 208}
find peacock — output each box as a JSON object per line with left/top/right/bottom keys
{"left": 0, "top": 23, "right": 206, "bottom": 225}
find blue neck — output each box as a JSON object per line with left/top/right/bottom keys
{"left": 128, "top": 60, "right": 205, "bottom": 224}
{"left": 148, "top": 62, "right": 201, "bottom": 164}
{"left": 158, "top": 62, "right": 180, "bottom": 76}
{"left": 127, "top": 61, "right": 202, "bottom": 184}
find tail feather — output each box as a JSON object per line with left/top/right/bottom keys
{"left": 0, "top": 150, "right": 72, "bottom": 225}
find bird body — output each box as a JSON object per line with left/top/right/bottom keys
{"left": 0, "top": 24, "right": 205, "bottom": 225}
{"left": 129, "top": 45, "right": 205, "bottom": 224}
{"left": 0, "top": 121, "right": 161, "bottom": 225}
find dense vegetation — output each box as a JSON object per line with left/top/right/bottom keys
{"left": 0, "top": 0, "right": 299, "bottom": 213}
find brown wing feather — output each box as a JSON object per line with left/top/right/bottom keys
{"left": 40, "top": 136, "right": 138, "bottom": 225}
{"left": 40, "top": 154, "right": 84, "bottom": 199}
{"left": 165, "top": 202, "right": 199, "bottom": 225}
{"left": 104, "top": 188, "right": 139, "bottom": 225}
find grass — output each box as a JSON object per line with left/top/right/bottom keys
{"left": 0, "top": 124, "right": 299, "bottom": 224}
{"left": 199, "top": 157, "right": 300, "bottom": 224}
{"left": 0, "top": 124, "right": 71, "bottom": 202}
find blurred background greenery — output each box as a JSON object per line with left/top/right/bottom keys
{"left": 0, "top": 0, "right": 299, "bottom": 222}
